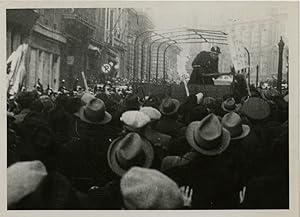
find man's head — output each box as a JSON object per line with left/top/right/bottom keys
{"left": 210, "top": 46, "right": 221, "bottom": 60}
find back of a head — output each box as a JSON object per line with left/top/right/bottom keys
{"left": 120, "top": 167, "right": 183, "bottom": 209}
{"left": 16, "top": 91, "right": 37, "bottom": 109}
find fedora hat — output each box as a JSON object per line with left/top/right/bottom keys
{"left": 107, "top": 133, "right": 154, "bottom": 176}
{"left": 241, "top": 97, "right": 270, "bottom": 120}
{"left": 221, "top": 97, "right": 242, "bottom": 113}
{"left": 185, "top": 114, "right": 231, "bottom": 156}
{"left": 120, "top": 167, "right": 183, "bottom": 209}
{"left": 222, "top": 112, "right": 250, "bottom": 140}
{"left": 261, "top": 89, "right": 280, "bottom": 102}
{"left": 121, "top": 111, "right": 151, "bottom": 129}
{"left": 159, "top": 97, "right": 180, "bottom": 115}
{"left": 74, "top": 98, "right": 112, "bottom": 124}
{"left": 140, "top": 106, "right": 161, "bottom": 121}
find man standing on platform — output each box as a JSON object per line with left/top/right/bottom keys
{"left": 188, "top": 46, "right": 221, "bottom": 85}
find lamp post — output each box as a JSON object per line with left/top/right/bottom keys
{"left": 277, "top": 36, "right": 285, "bottom": 93}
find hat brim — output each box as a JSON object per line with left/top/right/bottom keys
{"left": 221, "top": 102, "right": 242, "bottom": 113}
{"left": 231, "top": 124, "right": 250, "bottom": 140}
{"left": 159, "top": 100, "right": 180, "bottom": 116}
{"left": 185, "top": 121, "right": 231, "bottom": 156}
{"left": 107, "top": 135, "right": 154, "bottom": 176}
{"left": 74, "top": 106, "right": 112, "bottom": 125}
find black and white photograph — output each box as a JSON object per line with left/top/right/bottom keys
{"left": 3, "top": 0, "right": 299, "bottom": 213}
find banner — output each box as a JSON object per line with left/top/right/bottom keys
{"left": 7, "top": 44, "right": 30, "bottom": 95}
{"left": 228, "top": 36, "right": 249, "bottom": 71}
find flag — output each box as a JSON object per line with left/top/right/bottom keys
{"left": 228, "top": 37, "right": 249, "bottom": 71}
{"left": 7, "top": 44, "right": 30, "bottom": 95}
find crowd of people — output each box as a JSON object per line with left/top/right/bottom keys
{"left": 7, "top": 80, "right": 289, "bottom": 209}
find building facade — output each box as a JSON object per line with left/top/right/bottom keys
{"left": 6, "top": 8, "right": 156, "bottom": 90}
{"left": 185, "top": 9, "right": 289, "bottom": 83}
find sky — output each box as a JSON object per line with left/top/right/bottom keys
{"left": 146, "top": 2, "right": 289, "bottom": 29}
{"left": 144, "top": 1, "right": 290, "bottom": 76}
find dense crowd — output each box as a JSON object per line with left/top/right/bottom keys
{"left": 7, "top": 81, "right": 289, "bottom": 209}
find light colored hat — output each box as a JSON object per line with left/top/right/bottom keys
{"left": 222, "top": 112, "right": 250, "bottom": 140}
{"left": 80, "top": 92, "right": 95, "bottom": 105}
{"left": 284, "top": 94, "right": 288, "bottom": 103}
{"left": 7, "top": 160, "right": 48, "bottom": 206}
{"left": 185, "top": 114, "right": 231, "bottom": 156}
{"left": 121, "top": 111, "right": 151, "bottom": 129}
{"left": 196, "top": 92, "right": 204, "bottom": 104}
{"left": 140, "top": 106, "right": 161, "bottom": 121}
{"left": 120, "top": 167, "right": 184, "bottom": 209}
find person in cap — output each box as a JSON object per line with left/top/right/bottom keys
{"left": 140, "top": 106, "right": 172, "bottom": 169}
{"left": 8, "top": 160, "right": 48, "bottom": 208}
{"left": 238, "top": 97, "right": 280, "bottom": 185}
{"left": 163, "top": 114, "right": 240, "bottom": 209}
{"left": 261, "top": 89, "right": 288, "bottom": 123}
{"left": 64, "top": 97, "right": 121, "bottom": 189}
{"left": 156, "top": 97, "right": 185, "bottom": 138}
{"left": 188, "top": 46, "right": 221, "bottom": 85}
{"left": 221, "top": 112, "right": 253, "bottom": 189}
{"left": 9, "top": 161, "right": 83, "bottom": 209}
{"left": 241, "top": 123, "right": 288, "bottom": 209}
{"left": 120, "top": 110, "right": 151, "bottom": 133}
{"left": 113, "top": 93, "right": 141, "bottom": 127}
{"left": 120, "top": 167, "right": 184, "bottom": 209}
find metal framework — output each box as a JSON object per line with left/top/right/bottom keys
{"left": 132, "top": 28, "right": 253, "bottom": 85}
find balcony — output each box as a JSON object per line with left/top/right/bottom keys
{"left": 63, "top": 8, "right": 96, "bottom": 39}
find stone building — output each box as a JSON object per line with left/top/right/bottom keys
{"left": 6, "top": 8, "right": 156, "bottom": 90}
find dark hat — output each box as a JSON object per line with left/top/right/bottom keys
{"left": 107, "top": 133, "right": 154, "bottom": 176}
{"left": 74, "top": 98, "right": 112, "bottom": 125}
{"left": 221, "top": 97, "right": 242, "bottom": 113}
{"left": 124, "top": 93, "right": 140, "bottom": 110}
{"left": 241, "top": 97, "right": 271, "bottom": 120}
{"left": 203, "top": 97, "right": 217, "bottom": 110}
{"left": 210, "top": 46, "right": 221, "bottom": 54}
{"left": 159, "top": 97, "right": 180, "bottom": 115}
{"left": 222, "top": 112, "right": 250, "bottom": 140}
{"left": 261, "top": 89, "right": 281, "bottom": 102}
{"left": 189, "top": 105, "right": 208, "bottom": 122}
{"left": 185, "top": 114, "right": 231, "bottom": 156}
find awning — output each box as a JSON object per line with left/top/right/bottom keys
{"left": 88, "top": 44, "right": 101, "bottom": 53}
